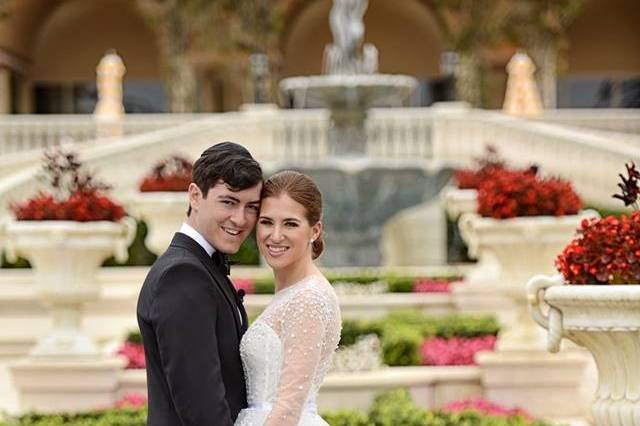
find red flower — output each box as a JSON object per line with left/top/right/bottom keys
{"left": 114, "top": 393, "right": 147, "bottom": 408}
{"left": 477, "top": 168, "right": 582, "bottom": 219}
{"left": 413, "top": 278, "right": 459, "bottom": 293}
{"left": 442, "top": 398, "right": 532, "bottom": 419}
{"left": 420, "top": 335, "right": 496, "bottom": 365}
{"left": 10, "top": 149, "right": 126, "bottom": 222}
{"left": 116, "top": 342, "right": 146, "bottom": 369}
{"left": 556, "top": 211, "right": 640, "bottom": 284}
{"left": 454, "top": 145, "right": 506, "bottom": 189}
{"left": 139, "top": 155, "right": 192, "bottom": 192}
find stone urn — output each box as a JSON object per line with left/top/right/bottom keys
{"left": 442, "top": 187, "right": 477, "bottom": 221}
{"left": 528, "top": 274, "right": 640, "bottom": 426}
{"left": 459, "top": 211, "right": 597, "bottom": 351}
{"left": 130, "top": 191, "right": 187, "bottom": 255}
{"left": 5, "top": 219, "right": 136, "bottom": 356}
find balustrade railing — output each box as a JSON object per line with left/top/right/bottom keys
{"left": 537, "top": 109, "right": 640, "bottom": 135}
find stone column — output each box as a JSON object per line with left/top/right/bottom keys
{"left": 0, "top": 67, "right": 12, "bottom": 114}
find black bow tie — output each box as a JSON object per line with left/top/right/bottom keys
{"left": 211, "top": 251, "right": 230, "bottom": 275}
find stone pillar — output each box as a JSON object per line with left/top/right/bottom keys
{"left": 94, "top": 50, "right": 126, "bottom": 138}
{"left": 0, "top": 67, "right": 12, "bottom": 114}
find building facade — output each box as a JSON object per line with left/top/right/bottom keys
{"left": 0, "top": 0, "right": 638, "bottom": 114}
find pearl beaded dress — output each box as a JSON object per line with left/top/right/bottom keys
{"left": 235, "top": 275, "right": 341, "bottom": 426}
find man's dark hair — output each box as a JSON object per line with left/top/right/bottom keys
{"left": 187, "top": 142, "right": 262, "bottom": 216}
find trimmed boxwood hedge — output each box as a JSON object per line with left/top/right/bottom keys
{"left": 340, "top": 312, "right": 500, "bottom": 366}
{"left": 0, "top": 390, "right": 552, "bottom": 426}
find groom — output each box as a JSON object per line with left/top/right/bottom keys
{"left": 137, "top": 142, "right": 263, "bottom": 426}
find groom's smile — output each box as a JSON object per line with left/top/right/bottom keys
{"left": 188, "top": 181, "right": 262, "bottom": 254}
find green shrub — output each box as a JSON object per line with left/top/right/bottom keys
{"left": 381, "top": 326, "right": 422, "bottom": 366}
{"left": 434, "top": 315, "right": 500, "bottom": 339}
{"left": 340, "top": 320, "right": 384, "bottom": 347}
{"left": 230, "top": 232, "right": 260, "bottom": 265}
{"left": 125, "top": 331, "right": 142, "bottom": 344}
{"left": 322, "top": 410, "right": 371, "bottom": 426}
{"left": 1, "top": 407, "right": 147, "bottom": 425}
{"left": 253, "top": 277, "right": 275, "bottom": 294}
{"left": 368, "top": 389, "right": 429, "bottom": 426}
{"left": 340, "top": 312, "right": 500, "bottom": 366}
{"left": 386, "top": 276, "right": 415, "bottom": 293}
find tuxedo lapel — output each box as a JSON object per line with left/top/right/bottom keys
{"left": 169, "top": 233, "right": 243, "bottom": 339}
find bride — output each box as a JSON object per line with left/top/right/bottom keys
{"left": 235, "top": 171, "right": 342, "bottom": 426}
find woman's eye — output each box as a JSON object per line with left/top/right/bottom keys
{"left": 285, "top": 222, "right": 298, "bottom": 227}
{"left": 259, "top": 219, "right": 271, "bottom": 225}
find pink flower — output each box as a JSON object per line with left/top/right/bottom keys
{"left": 233, "top": 278, "right": 255, "bottom": 294}
{"left": 413, "top": 279, "right": 460, "bottom": 293}
{"left": 443, "top": 398, "right": 532, "bottom": 419}
{"left": 117, "top": 342, "right": 146, "bottom": 369}
{"left": 114, "top": 393, "right": 147, "bottom": 408}
{"left": 420, "top": 335, "right": 496, "bottom": 366}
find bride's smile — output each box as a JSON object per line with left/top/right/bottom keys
{"left": 257, "top": 194, "right": 321, "bottom": 274}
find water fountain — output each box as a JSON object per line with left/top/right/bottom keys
{"left": 279, "top": 0, "right": 451, "bottom": 266}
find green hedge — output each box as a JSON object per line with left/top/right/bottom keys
{"left": 0, "top": 407, "right": 147, "bottom": 425}
{"left": 323, "top": 389, "right": 554, "bottom": 426}
{"left": 1, "top": 390, "right": 552, "bottom": 426}
{"left": 340, "top": 312, "right": 500, "bottom": 366}
{"left": 125, "top": 312, "right": 499, "bottom": 366}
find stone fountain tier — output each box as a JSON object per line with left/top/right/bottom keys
{"left": 270, "top": 158, "right": 452, "bottom": 267}
{"left": 280, "top": 74, "right": 417, "bottom": 156}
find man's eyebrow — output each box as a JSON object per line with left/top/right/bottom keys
{"left": 218, "top": 195, "right": 239, "bottom": 202}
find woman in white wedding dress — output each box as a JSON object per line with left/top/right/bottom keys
{"left": 235, "top": 171, "right": 342, "bottom": 426}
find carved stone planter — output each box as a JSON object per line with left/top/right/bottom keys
{"left": 5, "top": 219, "right": 136, "bottom": 356}
{"left": 528, "top": 274, "right": 640, "bottom": 426}
{"left": 459, "top": 211, "right": 596, "bottom": 351}
{"left": 442, "top": 187, "right": 477, "bottom": 221}
{"left": 130, "top": 191, "right": 187, "bottom": 255}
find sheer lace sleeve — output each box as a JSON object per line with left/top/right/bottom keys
{"left": 264, "top": 287, "right": 333, "bottom": 426}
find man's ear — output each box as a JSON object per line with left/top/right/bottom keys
{"left": 188, "top": 183, "right": 202, "bottom": 213}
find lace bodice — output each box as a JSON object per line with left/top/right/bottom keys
{"left": 236, "top": 275, "right": 341, "bottom": 426}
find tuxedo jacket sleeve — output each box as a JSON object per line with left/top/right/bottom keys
{"left": 151, "top": 261, "right": 233, "bottom": 426}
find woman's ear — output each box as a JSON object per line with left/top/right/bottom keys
{"left": 311, "top": 221, "right": 323, "bottom": 241}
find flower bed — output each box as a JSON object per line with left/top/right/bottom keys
{"left": 0, "top": 389, "right": 551, "bottom": 426}
{"left": 10, "top": 150, "right": 126, "bottom": 222}
{"left": 341, "top": 311, "right": 500, "bottom": 366}
{"left": 119, "top": 312, "right": 499, "bottom": 369}
{"left": 477, "top": 167, "right": 582, "bottom": 219}
{"left": 322, "top": 389, "right": 552, "bottom": 426}
{"left": 138, "top": 155, "right": 192, "bottom": 192}
{"left": 420, "top": 335, "right": 496, "bottom": 366}
{"left": 232, "top": 274, "right": 462, "bottom": 295}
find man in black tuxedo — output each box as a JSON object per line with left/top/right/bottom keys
{"left": 137, "top": 142, "right": 262, "bottom": 425}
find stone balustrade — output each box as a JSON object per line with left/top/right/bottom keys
{"left": 0, "top": 106, "right": 638, "bottom": 216}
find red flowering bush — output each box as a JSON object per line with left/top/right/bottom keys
{"left": 556, "top": 163, "right": 640, "bottom": 284}
{"left": 442, "top": 398, "right": 532, "bottom": 419}
{"left": 139, "top": 155, "right": 192, "bottom": 192}
{"left": 117, "top": 341, "right": 146, "bottom": 369}
{"left": 420, "top": 335, "right": 496, "bottom": 365}
{"left": 477, "top": 167, "right": 582, "bottom": 219}
{"left": 454, "top": 145, "right": 506, "bottom": 189}
{"left": 10, "top": 149, "right": 126, "bottom": 222}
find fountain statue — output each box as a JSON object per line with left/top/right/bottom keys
{"left": 279, "top": 0, "right": 451, "bottom": 266}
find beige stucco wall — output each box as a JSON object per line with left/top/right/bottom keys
{"left": 282, "top": 0, "right": 445, "bottom": 78}
{"left": 567, "top": 0, "right": 640, "bottom": 76}
{"left": 30, "top": 0, "right": 161, "bottom": 82}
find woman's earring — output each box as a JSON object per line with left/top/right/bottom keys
{"left": 309, "top": 239, "right": 315, "bottom": 245}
